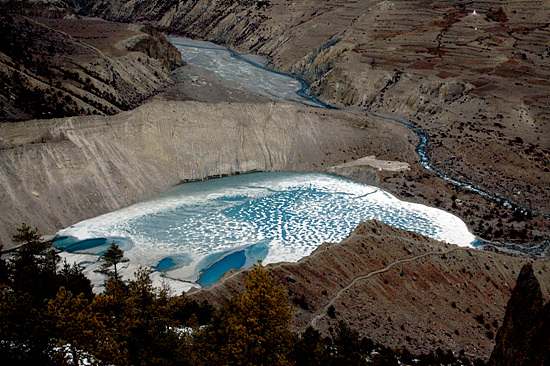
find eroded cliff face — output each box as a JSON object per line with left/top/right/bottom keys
{"left": 0, "top": 101, "right": 416, "bottom": 247}
{"left": 119, "top": 24, "right": 183, "bottom": 70}
{"left": 81, "top": 0, "right": 550, "bottom": 245}
{"left": 191, "top": 220, "right": 550, "bottom": 360}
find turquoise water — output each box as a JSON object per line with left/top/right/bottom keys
{"left": 53, "top": 236, "right": 133, "bottom": 255}
{"left": 198, "top": 250, "right": 247, "bottom": 287}
{"left": 156, "top": 253, "right": 193, "bottom": 271}
{"left": 157, "top": 257, "right": 176, "bottom": 271}
{"left": 54, "top": 173, "right": 476, "bottom": 287}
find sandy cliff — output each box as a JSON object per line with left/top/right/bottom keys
{"left": 0, "top": 101, "right": 416, "bottom": 247}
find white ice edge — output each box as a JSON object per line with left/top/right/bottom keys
{"left": 57, "top": 173, "right": 476, "bottom": 291}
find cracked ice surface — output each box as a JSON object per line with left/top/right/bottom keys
{"left": 56, "top": 173, "right": 476, "bottom": 292}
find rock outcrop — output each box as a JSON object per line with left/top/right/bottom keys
{"left": 118, "top": 24, "right": 182, "bottom": 70}
{"left": 0, "top": 101, "right": 416, "bottom": 247}
{"left": 488, "top": 263, "right": 550, "bottom": 366}
{"left": 191, "top": 220, "right": 550, "bottom": 360}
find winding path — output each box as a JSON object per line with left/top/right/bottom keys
{"left": 25, "top": 17, "right": 110, "bottom": 59}
{"left": 310, "top": 246, "right": 469, "bottom": 328}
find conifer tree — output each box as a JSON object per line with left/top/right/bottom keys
{"left": 290, "top": 326, "right": 331, "bottom": 366}
{"left": 58, "top": 260, "right": 93, "bottom": 300}
{"left": 96, "top": 242, "right": 128, "bottom": 280}
{"left": 9, "top": 223, "right": 60, "bottom": 301}
{"left": 45, "top": 287, "right": 120, "bottom": 365}
{"left": 216, "top": 262, "right": 293, "bottom": 366}
{"left": 332, "top": 320, "right": 364, "bottom": 365}
{"left": 124, "top": 268, "right": 188, "bottom": 365}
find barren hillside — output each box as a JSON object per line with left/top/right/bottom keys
{"left": 191, "top": 219, "right": 550, "bottom": 360}
{"left": 0, "top": 5, "right": 181, "bottom": 121}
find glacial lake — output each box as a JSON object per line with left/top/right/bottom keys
{"left": 55, "top": 173, "right": 477, "bottom": 291}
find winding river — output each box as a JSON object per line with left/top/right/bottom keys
{"left": 54, "top": 38, "right": 485, "bottom": 292}
{"left": 170, "top": 38, "right": 527, "bottom": 214}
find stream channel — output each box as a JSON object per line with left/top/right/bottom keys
{"left": 54, "top": 38, "right": 482, "bottom": 292}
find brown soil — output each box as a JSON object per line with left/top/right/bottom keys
{"left": 190, "top": 220, "right": 550, "bottom": 360}
{"left": 0, "top": 13, "right": 179, "bottom": 121}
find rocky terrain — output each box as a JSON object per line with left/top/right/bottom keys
{"left": 191, "top": 219, "right": 550, "bottom": 360}
{"left": 0, "top": 101, "right": 416, "bottom": 248}
{"left": 82, "top": 0, "right": 550, "bottom": 246}
{"left": 488, "top": 263, "right": 550, "bottom": 366}
{"left": 0, "top": 3, "right": 181, "bottom": 121}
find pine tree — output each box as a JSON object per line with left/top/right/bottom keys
{"left": 57, "top": 260, "right": 93, "bottom": 300}
{"left": 0, "top": 286, "right": 53, "bottom": 364}
{"left": 216, "top": 262, "right": 293, "bottom": 366}
{"left": 290, "top": 326, "right": 331, "bottom": 366}
{"left": 9, "top": 223, "right": 60, "bottom": 301}
{"left": 96, "top": 242, "right": 128, "bottom": 280}
{"left": 332, "top": 320, "right": 364, "bottom": 366}
{"left": 93, "top": 268, "right": 189, "bottom": 366}
{"left": 124, "top": 268, "right": 189, "bottom": 365}
{"left": 45, "top": 287, "right": 120, "bottom": 365}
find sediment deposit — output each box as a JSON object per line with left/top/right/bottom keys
{"left": 0, "top": 101, "right": 416, "bottom": 247}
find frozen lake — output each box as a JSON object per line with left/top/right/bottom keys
{"left": 55, "top": 173, "right": 476, "bottom": 292}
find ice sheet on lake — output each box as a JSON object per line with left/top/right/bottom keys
{"left": 56, "top": 173, "right": 476, "bottom": 291}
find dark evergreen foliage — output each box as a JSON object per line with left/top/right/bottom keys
{"left": 95, "top": 242, "right": 129, "bottom": 280}
{"left": 9, "top": 224, "right": 62, "bottom": 302}
{"left": 57, "top": 260, "right": 94, "bottom": 301}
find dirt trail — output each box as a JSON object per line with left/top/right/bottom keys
{"left": 311, "top": 246, "right": 469, "bottom": 328}
{"left": 24, "top": 16, "right": 109, "bottom": 59}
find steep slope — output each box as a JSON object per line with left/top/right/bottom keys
{"left": 488, "top": 263, "right": 550, "bottom": 366}
{"left": 0, "top": 8, "right": 182, "bottom": 121}
{"left": 81, "top": 0, "right": 550, "bottom": 246}
{"left": 289, "top": 1, "right": 550, "bottom": 220}
{"left": 0, "top": 101, "right": 416, "bottom": 248}
{"left": 191, "top": 220, "right": 550, "bottom": 360}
